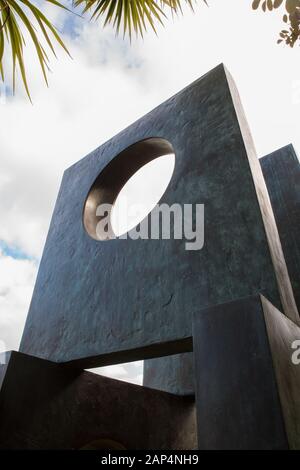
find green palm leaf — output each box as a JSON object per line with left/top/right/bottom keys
{"left": 73, "top": 0, "right": 207, "bottom": 38}
{"left": 0, "top": 0, "right": 71, "bottom": 100}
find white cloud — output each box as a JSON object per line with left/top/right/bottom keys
{"left": 0, "top": 251, "right": 37, "bottom": 352}
{"left": 88, "top": 361, "right": 144, "bottom": 386}
{"left": 0, "top": 0, "right": 299, "bottom": 383}
{"left": 1, "top": 1, "right": 299, "bottom": 256}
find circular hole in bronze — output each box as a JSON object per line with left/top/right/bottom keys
{"left": 83, "top": 138, "right": 175, "bottom": 241}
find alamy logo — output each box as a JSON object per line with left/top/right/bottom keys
{"left": 291, "top": 340, "right": 300, "bottom": 365}
{"left": 96, "top": 202, "right": 205, "bottom": 251}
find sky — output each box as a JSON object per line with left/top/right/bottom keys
{"left": 111, "top": 154, "right": 175, "bottom": 236}
{"left": 0, "top": 0, "right": 299, "bottom": 385}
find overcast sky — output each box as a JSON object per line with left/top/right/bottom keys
{"left": 0, "top": 0, "right": 299, "bottom": 384}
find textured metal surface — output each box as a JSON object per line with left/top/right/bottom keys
{"left": 144, "top": 144, "right": 300, "bottom": 396}
{"left": 20, "top": 64, "right": 295, "bottom": 367}
{"left": 0, "top": 351, "right": 196, "bottom": 450}
{"left": 261, "top": 145, "right": 300, "bottom": 315}
{"left": 262, "top": 296, "right": 300, "bottom": 450}
{"left": 193, "top": 295, "right": 288, "bottom": 450}
{"left": 143, "top": 352, "right": 195, "bottom": 396}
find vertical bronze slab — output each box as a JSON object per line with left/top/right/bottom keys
{"left": 261, "top": 145, "right": 300, "bottom": 318}
{"left": 143, "top": 352, "right": 195, "bottom": 396}
{"left": 225, "top": 70, "right": 298, "bottom": 325}
{"left": 193, "top": 295, "right": 288, "bottom": 450}
{"left": 262, "top": 296, "right": 300, "bottom": 450}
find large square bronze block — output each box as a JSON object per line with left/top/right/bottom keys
{"left": 20, "top": 65, "right": 297, "bottom": 367}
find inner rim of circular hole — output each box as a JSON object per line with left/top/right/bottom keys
{"left": 83, "top": 138, "right": 175, "bottom": 241}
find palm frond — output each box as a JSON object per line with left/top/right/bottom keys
{"left": 0, "top": 0, "right": 71, "bottom": 100}
{"left": 73, "top": 0, "right": 206, "bottom": 38}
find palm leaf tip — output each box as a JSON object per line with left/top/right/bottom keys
{"left": 0, "top": 0, "right": 71, "bottom": 100}
{"left": 74, "top": 0, "right": 203, "bottom": 37}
